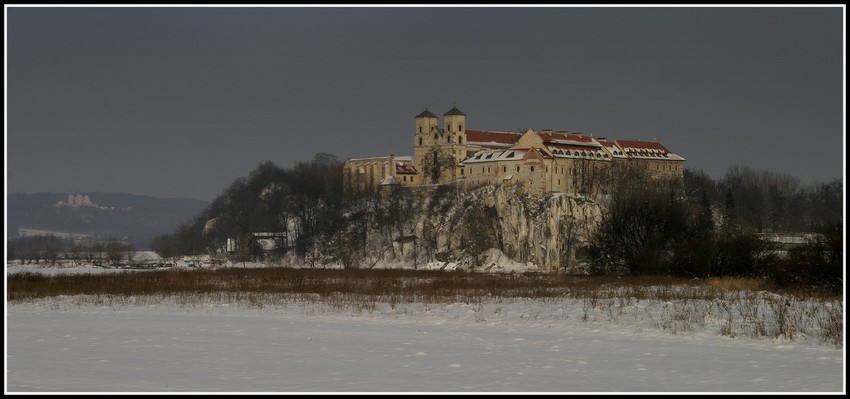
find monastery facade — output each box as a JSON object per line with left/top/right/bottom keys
{"left": 343, "top": 106, "right": 685, "bottom": 197}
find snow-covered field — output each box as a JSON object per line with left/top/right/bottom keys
{"left": 5, "top": 264, "right": 846, "bottom": 394}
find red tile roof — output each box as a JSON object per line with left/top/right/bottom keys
{"left": 466, "top": 130, "right": 522, "bottom": 145}
{"left": 538, "top": 132, "right": 595, "bottom": 144}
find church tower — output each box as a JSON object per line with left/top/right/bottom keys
{"left": 443, "top": 105, "right": 468, "bottom": 165}
{"left": 414, "top": 108, "right": 438, "bottom": 185}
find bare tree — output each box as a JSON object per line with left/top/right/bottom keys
{"left": 419, "top": 148, "right": 457, "bottom": 184}
{"left": 558, "top": 215, "right": 580, "bottom": 271}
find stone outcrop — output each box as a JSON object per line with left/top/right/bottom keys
{"left": 355, "top": 184, "right": 604, "bottom": 273}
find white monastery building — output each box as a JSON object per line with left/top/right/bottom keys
{"left": 343, "top": 106, "right": 685, "bottom": 197}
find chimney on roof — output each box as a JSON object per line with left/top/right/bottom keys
{"left": 598, "top": 137, "right": 607, "bottom": 142}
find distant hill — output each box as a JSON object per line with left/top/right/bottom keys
{"left": 7, "top": 192, "right": 209, "bottom": 250}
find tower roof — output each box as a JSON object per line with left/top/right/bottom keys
{"left": 415, "top": 108, "right": 438, "bottom": 119}
{"left": 443, "top": 106, "right": 466, "bottom": 116}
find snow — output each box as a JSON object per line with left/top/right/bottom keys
{"left": 5, "top": 264, "right": 846, "bottom": 394}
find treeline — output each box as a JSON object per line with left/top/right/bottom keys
{"left": 150, "top": 153, "right": 345, "bottom": 265}
{"left": 685, "top": 165, "right": 841, "bottom": 232}
{"left": 590, "top": 167, "right": 842, "bottom": 289}
{"left": 6, "top": 235, "right": 134, "bottom": 265}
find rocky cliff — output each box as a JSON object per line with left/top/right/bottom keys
{"left": 343, "top": 184, "right": 604, "bottom": 273}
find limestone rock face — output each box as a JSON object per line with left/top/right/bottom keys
{"left": 358, "top": 185, "right": 604, "bottom": 273}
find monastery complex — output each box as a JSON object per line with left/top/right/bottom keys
{"left": 343, "top": 106, "right": 685, "bottom": 197}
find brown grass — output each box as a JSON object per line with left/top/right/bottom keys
{"left": 7, "top": 267, "right": 841, "bottom": 303}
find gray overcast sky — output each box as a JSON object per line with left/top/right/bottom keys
{"left": 6, "top": 6, "right": 845, "bottom": 202}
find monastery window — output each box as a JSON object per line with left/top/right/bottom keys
{"left": 516, "top": 166, "right": 520, "bottom": 172}
{"left": 546, "top": 166, "right": 549, "bottom": 173}
{"left": 530, "top": 166, "right": 535, "bottom": 172}
{"left": 503, "top": 166, "right": 506, "bottom": 173}
{"left": 434, "top": 134, "right": 438, "bottom": 140}
{"left": 487, "top": 167, "right": 491, "bottom": 173}
{"left": 419, "top": 138, "right": 423, "bottom": 145}
{"left": 446, "top": 124, "right": 451, "bottom": 132}
{"left": 460, "top": 168, "right": 464, "bottom": 175}
{"left": 419, "top": 127, "right": 422, "bottom": 133}
{"left": 459, "top": 136, "right": 463, "bottom": 144}
{"left": 459, "top": 124, "right": 463, "bottom": 131}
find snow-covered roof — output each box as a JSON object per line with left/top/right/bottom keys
{"left": 599, "top": 140, "right": 629, "bottom": 159}
{"left": 395, "top": 161, "right": 418, "bottom": 175}
{"left": 461, "top": 149, "right": 529, "bottom": 164}
{"left": 346, "top": 156, "right": 393, "bottom": 162}
{"left": 546, "top": 144, "right": 611, "bottom": 161}
{"left": 379, "top": 176, "right": 400, "bottom": 185}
